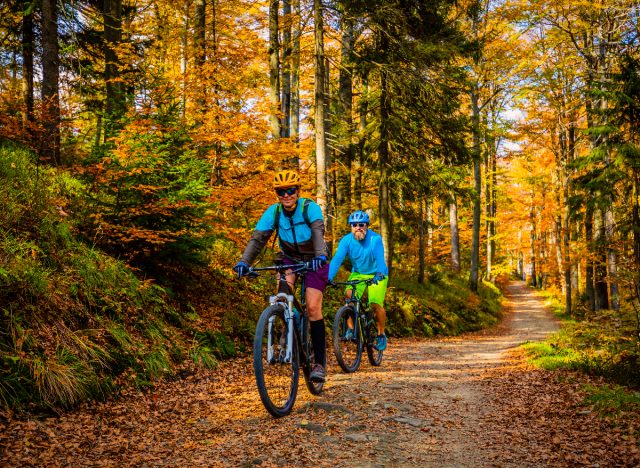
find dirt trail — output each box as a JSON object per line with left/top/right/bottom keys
{"left": 3, "top": 281, "right": 634, "bottom": 467}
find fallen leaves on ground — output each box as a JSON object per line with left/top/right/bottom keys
{"left": 1, "top": 282, "right": 638, "bottom": 466}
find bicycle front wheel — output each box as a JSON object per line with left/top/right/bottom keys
{"left": 253, "top": 304, "right": 300, "bottom": 417}
{"left": 332, "top": 306, "right": 362, "bottom": 373}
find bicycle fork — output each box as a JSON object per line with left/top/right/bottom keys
{"left": 268, "top": 293, "right": 295, "bottom": 363}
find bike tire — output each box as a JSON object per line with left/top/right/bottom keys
{"left": 332, "top": 306, "right": 362, "bottom": 373}
{"left": 253, "top": 304, "right": 300, "bottom": 417}
{"left": 300, "top": 315, "right": 324, "bottom": 395}
{"left": 366, "top": 316, "right": 383, "bottom": 366}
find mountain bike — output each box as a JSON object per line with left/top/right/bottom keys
{"left": 331, "top": 278, "right": 383, "bottom": 373}
{"left": 246, "top": 262, "right": 323, "bottom": 417}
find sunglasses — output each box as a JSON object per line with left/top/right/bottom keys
{"left": 350, "top": 223, "right": 367, "bottom": 228}
{"left": 275, "top": 187, "right": 297, "bottom": 197}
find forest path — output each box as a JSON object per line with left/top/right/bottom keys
{"left": 2, "top": 281, "right": 638, "bottom": 467}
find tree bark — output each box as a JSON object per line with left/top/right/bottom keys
{"left": 418, "top": 197, "right": 425, "bottom": 284}
{"left": 41, "top": 0, "right": 60, "bottom": 165}
{"left": 290, "top": 0, "right": 301, "bottom": 144}
{"left": 336, "top": 13, "right": 354, "bottom": 222}
{"left": 378, "top": 52, "right": 393, "bottom": 274}
{"left": 450, "top": 193, "right": 461, "bottom": 273}
{"left": 268, "top": 0, "right": 281, "bottom": 139}
{"left": 530, "top": 190, "right": 537, "bottom": 287}
{"left": 355, "top": 71, "right": 368, "bottom": 208}
{"left": 594, "top": 208, "right": 609, "bottom": 310}
{"left": 194, "top": 0, "right": 207, "bottom": 117}
{"left": 585, "top": 206, "right": 596, "bottom": 311}
{"left": 314, "top": 0, "right": 327, "bottom": 212}
{"left": 103, "top": 0, "right": 126, "bottom": 137}
{"left": 281, "top": 0, "right": 292, "bottom": 139}
{"left": 22, "top": 0, "right": 34, "bottom": 125}
{"left": 469, "top": 87, "right": 481, "bottom": 292}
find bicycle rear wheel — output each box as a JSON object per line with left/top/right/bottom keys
{"left": 253, "top": 304, "right": 300, "bottom": 417}
{"left": 332, "top": 306, "right": 362, "bottom": 373}
{"left": 366, "top": 315, "right": 383, "bottom": 366}
{"left": 300, "top": 315, "right": 324, "bottom": 395}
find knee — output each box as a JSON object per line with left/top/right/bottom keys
{"left": 307, "top": 304, "right": 324, "bottom": 320}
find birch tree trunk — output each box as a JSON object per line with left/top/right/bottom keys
{"left": 529, "top": 190, "right": 537, "bottom": 287}
{"left": 450, "top": 193, "right": 461, "bottom": 273}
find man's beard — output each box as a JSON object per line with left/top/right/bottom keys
{"left": 354, "top": 230, "right": 366, "bottom": 241}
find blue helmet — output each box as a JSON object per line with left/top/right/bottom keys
{"left": 348, "top": 210, "right": 370, "bottom": 224}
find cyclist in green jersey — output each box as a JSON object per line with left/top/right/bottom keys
{"left": 328, "top": 210, "right": 389, "bottom": 351}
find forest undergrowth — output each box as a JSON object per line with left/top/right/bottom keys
{"left": 520, "top": 287, "right": 640, "bottom": 415}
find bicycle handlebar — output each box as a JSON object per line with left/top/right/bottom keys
{"left": 330, "top": 278, "right": 377, "bottom": 287}
{"left": 244, "top": 263, "right": 309, "bottom": 277}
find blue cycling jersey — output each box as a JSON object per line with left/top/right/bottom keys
{"left": 255, "top": 200, "right": 324, "bottom": 253}
{"left": 328, "top": 230, "right": 388, "bottom": 281}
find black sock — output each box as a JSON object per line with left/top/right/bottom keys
{"left": 310, "top": 318, "right": 326, "bottom": 368}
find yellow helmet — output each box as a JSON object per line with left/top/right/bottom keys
{"left": 273, "top": 170, "right": 301, "bottom": 188}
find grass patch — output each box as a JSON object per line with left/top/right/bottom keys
{"left": 581, "top": 383, "right": 640, "bottom": 418}
{"left": 521, "top": 341, "right": 582, "bottom": 370}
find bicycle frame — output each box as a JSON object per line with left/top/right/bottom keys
{"left": 337, "top": 278, "right": 374, "bottom": 341}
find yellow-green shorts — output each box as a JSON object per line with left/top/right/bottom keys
{"left": 347, "top": 272, "right": 388, "bottom": 307}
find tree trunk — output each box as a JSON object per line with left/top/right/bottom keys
{"left": 281, "top": 0, "right": 292, "bottom": 138}
{"left": 378, "top": 54, "right": 393, "bottom": 274}
{"left": 323, "top": 55, "right": 333, "bottom": 247}
{"left": 418, "top": 197, "right": 425, "bottom": 284}
{"left": 594, "top": 208, "right": 609, "bottom": 310}
{"left": 268, "top": 0, "right": 281, "bottom": 139}
{"left": 469, "top": 88, "right": 481, "bottom": 292}
{"left": 585, "top": 206, "right": 596, "bottom": 311}
{"left": 194, "top": 0, "right": 207, "bottom": 117}
{"left": 103, "top": 0, "right": 126, "bottom": 137}
{"left": 22, "top": 0, "right": 34, "bottom": 125}
{"left": 485, "top": 146, "right": 496, "bottom": 282}
{"left": 426, "top": 197, "right": 433, "bottom": 258}
{"left": 211, "top": 0, "right": 224, "bottom": 185}
{"left": 180, "top": 5, "right": 188, "bottom": 118}
{"left": 450, "top": 193, "right": 461, "bottom": 273}
{"left": 563, "top": 191, "right": 572, "bottom": 315}
{"left": 605, "top": 205, "right": 619, "bottom": 310}
{"left": 336, "top": 14, "right": 354, "bottom": 222}
{"left": 355, "top": 71, "right": 368, "bottom": 208}
{"left": 290, "top": 0, "right": 300, "bottom": 144}
{"left": 530, "top": 190, "right": 537, "bottom": 287}
{"left": 635, "top": 168, "right": 640, "bottom": 268}
{"left": 314, "top": 0, "right": 327, "bottom": 212}
{"left": 41, "top": 0, "right": 60, "bottom": 165}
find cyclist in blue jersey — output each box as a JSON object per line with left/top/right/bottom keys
{"left": 233, "top": 170, "right": 330, "bottom": 382}
{"left": 328, "top": 210, "right": 389, "bottom": 351}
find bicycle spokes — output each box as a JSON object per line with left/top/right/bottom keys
{"left": 332, "top": 306, "right": 362, "bottom": 373}
{"left": 254, "top": 305, "right": 299, "bottom": 417}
